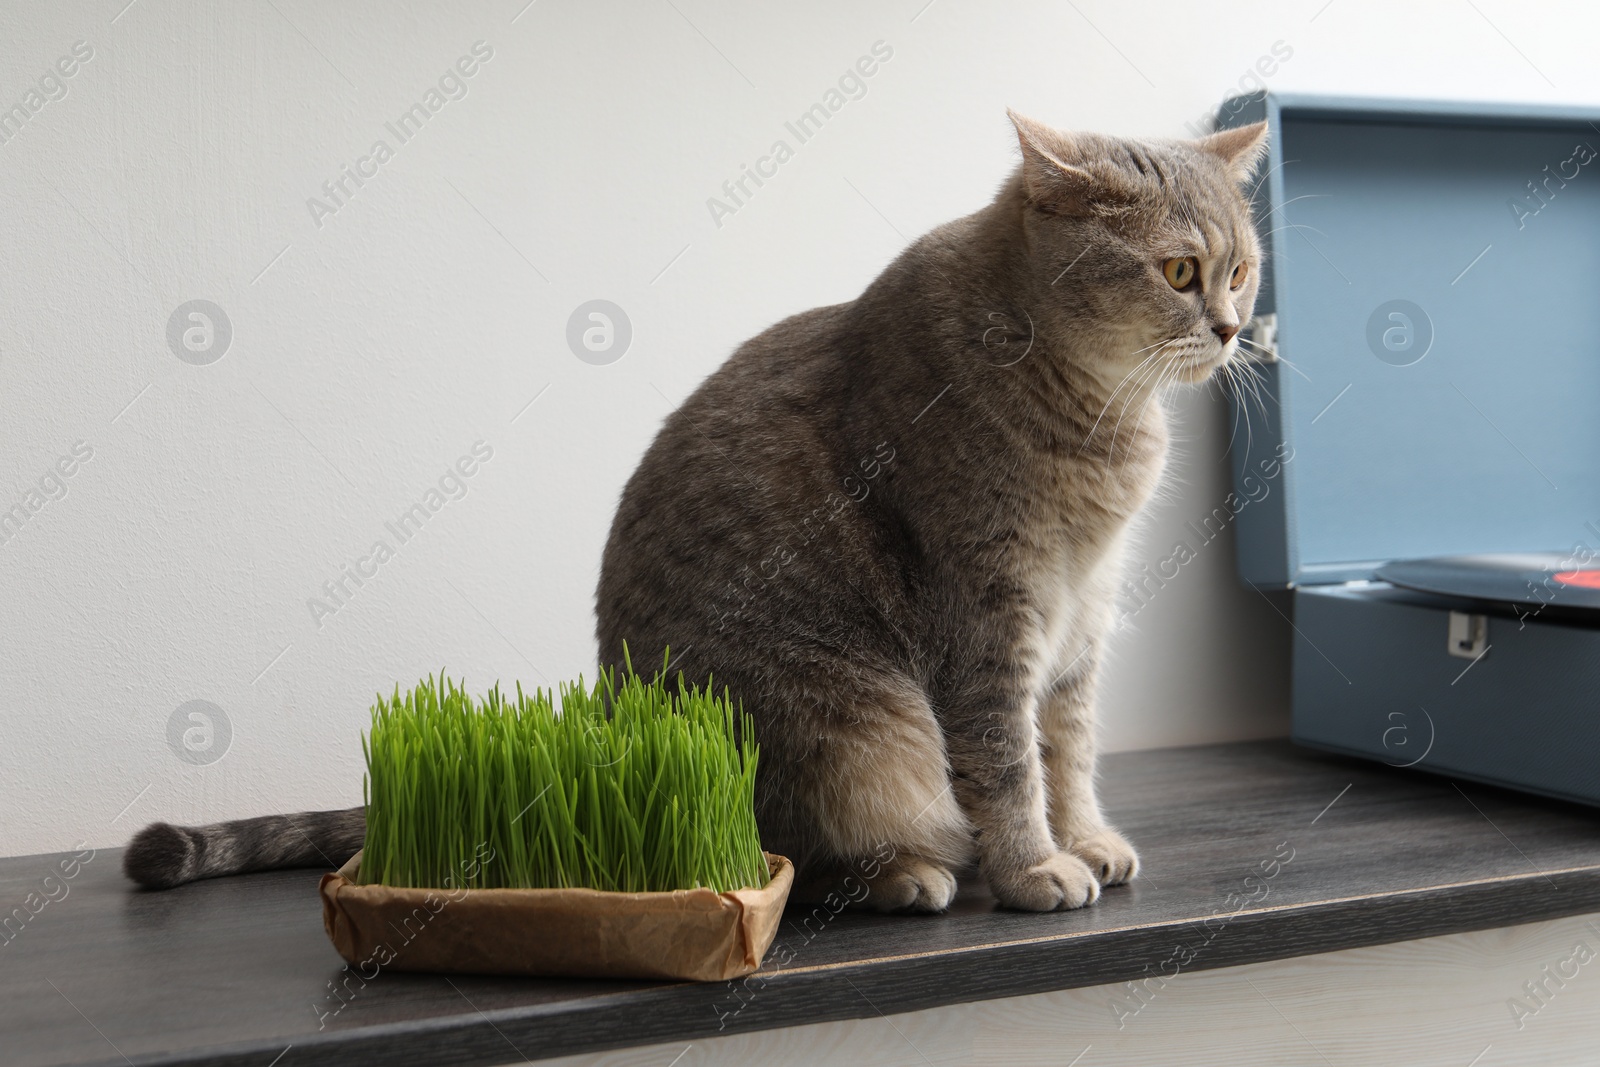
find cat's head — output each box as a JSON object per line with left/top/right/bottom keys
{"left": 1007, "top": 111, "right": 1268, "bottom": 386}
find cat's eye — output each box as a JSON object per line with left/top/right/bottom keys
{"left": 1230, "top": 261, "right": 1249, "bottom": 290}
{"left": 1163, "top": 257, "right": 1198, "bottom": 291}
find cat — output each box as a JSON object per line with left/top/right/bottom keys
{"left": 124, "top": 111, "right": 1267, "bottom": 911}
{"left": 595, "top": 111, "right": 1267, "bottom": 912}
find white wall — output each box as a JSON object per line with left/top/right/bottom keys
{"left": 2, "top": 0, "right": 1597, "bottom": 858}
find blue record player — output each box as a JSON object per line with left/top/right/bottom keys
{"left": 1218, "top": 92, "right": 1600, "bottom": 806}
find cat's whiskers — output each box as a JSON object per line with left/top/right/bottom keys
{"left": 1222, "top": 335, "right": 1286, "bottom": 457}
{"left": 1240, "top": 365, "right": 1267, "bottom": 455}
{"left": 1106, "top": 340, "right": 1184, "bottom": 454}
{"left": 1078, "top": 342, "right": 1176, "bottom": 454}
{"left": 1256, "top": 221, "right": 1331, "bottom": 245}
{"left": 1079, "top": 349, "right": 1164, "bottom": 449}
{"left": 1235, "top": 337, "right": 1312, "bottom": 385}
{"left": 1215, "top": 358, "right": 1248, "bottom": 457}
{"left": 1222, "top": 337, "right": 1286, "bottom": 447}
{"left": 1129, "top": 345, "right": 1198, "bottom": 442}
{"left": 1218, "top": 355, "right": 1269, "bottom": 458}
{"left": 1233, "top": 335, "right": 1270, "bottom": 358}
{"left": 1118, "top": 360, "right": 1176, "bottom": 451}
{"left": 1233, "top": 334, "right": 1278, "bottom": 362}
{"left": 1247, "top": 155, "right": 1297, "bottom": 206}
{"left": 1229, "top": 350, "right": 1269, "bottom": 400}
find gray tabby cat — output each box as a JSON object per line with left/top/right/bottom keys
{"left": 125, "top": 112, "right": 1267, "bottom": 912}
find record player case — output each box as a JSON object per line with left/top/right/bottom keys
{"left": 1217, "top": 93, "right": 1600, "bottom": 807}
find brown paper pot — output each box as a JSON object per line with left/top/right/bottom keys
{"left": 319, "top": 850, "right": 793, "bottom": 981}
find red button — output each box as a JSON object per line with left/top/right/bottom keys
{"left": 1553, "top": 570, "right": 1600, "bottom": 589}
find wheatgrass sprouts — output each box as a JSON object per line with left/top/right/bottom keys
{"left": 359, "top": 653, "right": 767, "bottom": 894}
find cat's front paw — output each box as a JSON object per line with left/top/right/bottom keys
{"left": 864, "top": 854, "right": 958, "bottom": 914}
{"left": 987, "top": 851, "right": 1099, "bottom": 911}
{"left": 1065, "top": 826, "right": 1140, "bottom": 886}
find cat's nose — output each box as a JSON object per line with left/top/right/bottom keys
{"left": 1212, "top": 323, "right": 1239, "bottom": 345}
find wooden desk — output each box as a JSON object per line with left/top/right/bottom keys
{"left": 5, "top": 740, "right": 1599, "bottom": 1067}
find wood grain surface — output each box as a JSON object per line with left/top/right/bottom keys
{"left": 4, "top": 740, "right": 1599, "bottom": 1067}
{"left": 535, "top": 912, "right": 1600, "bottom": 1067}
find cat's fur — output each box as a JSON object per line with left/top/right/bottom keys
{"left": 124, "top": 113, "right": 1266, "bottom": 907}
{"left": 123, "top": 808, "right": 365, "bottom": 889}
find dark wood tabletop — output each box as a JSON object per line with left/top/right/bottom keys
{"left": 6, "top": 739, "right": 1600, "bottom": 1067}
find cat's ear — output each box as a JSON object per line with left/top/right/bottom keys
{"left": 1194, "top": 121, "right": 1269, "bottom": 184}
{"left": 1008, "top": 109, "right": 1122, "bottom": 215}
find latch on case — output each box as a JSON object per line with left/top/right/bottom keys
{"left": 1245, "top": 313, "right": 1278, "bottom": 362}
{"left": 1447, "top": 611, "right": 1488, "bottom": 659}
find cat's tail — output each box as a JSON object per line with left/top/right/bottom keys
{"left": 122, "top": 807, "right": 365, "bottom": 889}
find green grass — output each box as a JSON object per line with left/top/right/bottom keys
{"left": 358, "top": 653, "right": 767, "bottom": 894}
